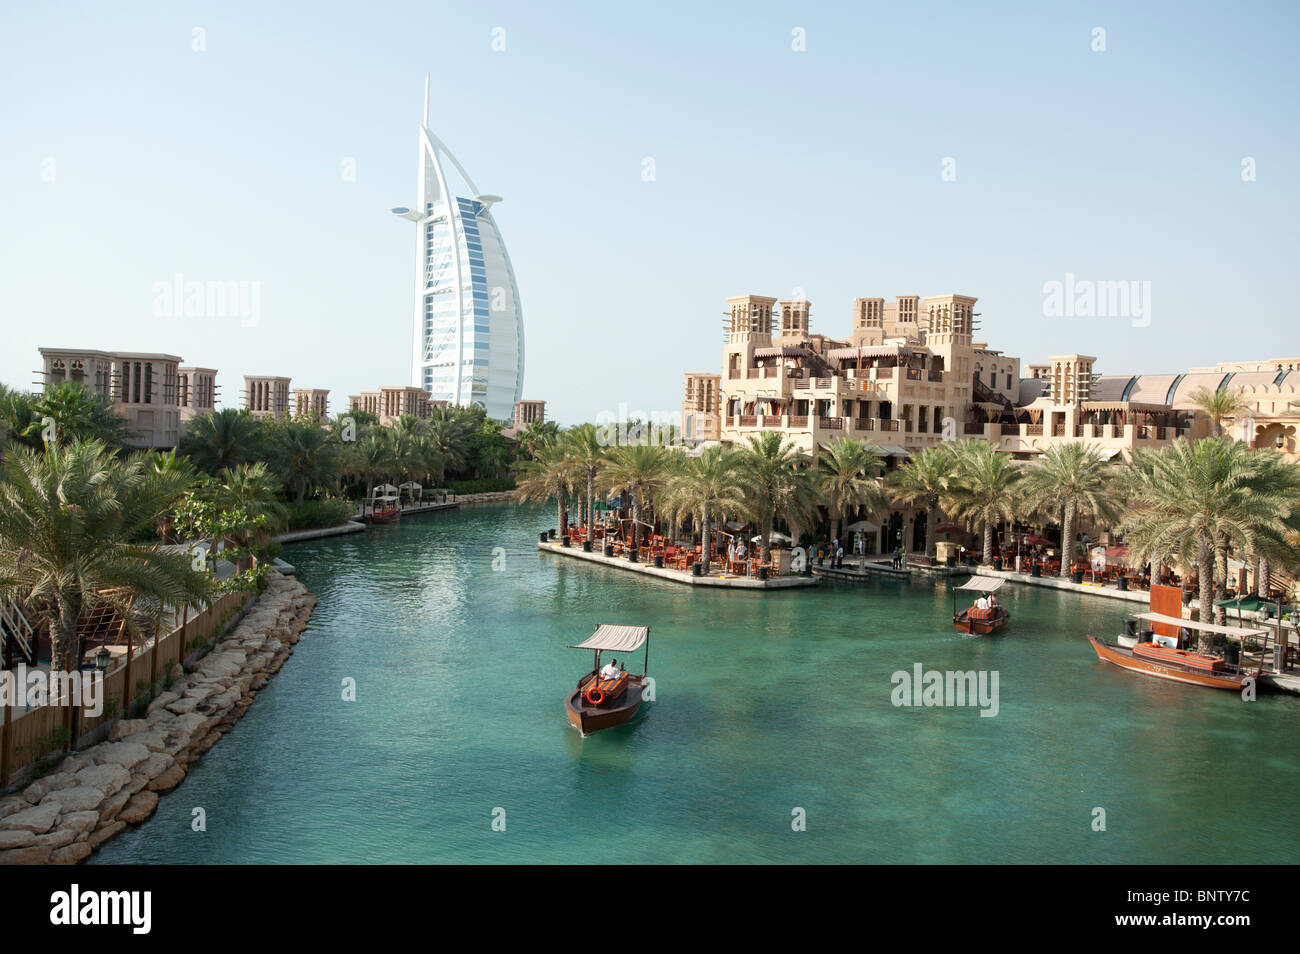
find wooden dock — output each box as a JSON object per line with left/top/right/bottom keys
{"left": 537, "top": 540, "right": 820, "bottom": 590}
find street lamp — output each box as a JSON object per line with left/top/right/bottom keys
{"left": 94, "top": 647, "right": 111, "bottom": 672}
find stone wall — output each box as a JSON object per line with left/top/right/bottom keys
{"left": 0, "top": 571, "right": 316, "bottom": 864}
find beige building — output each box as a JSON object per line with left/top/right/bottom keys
{"left": 503, "top": 399, "right": 547, "bottom": 438}
{"left": 708, "top": 293, "right": 1195, "bottom": 464}
{"left": 38, "top": 347, "right": 210, "bottom": 448}
{"left": 178, "top": 367, "right": 218, "bottom": 424}
{"left": 244, "top": 375, "right": 291, "bottom": 420}
{"left": 681, "top": 373, "right": 721, "bottom": 443}
{"left": 347, "top": 386, "right": 445, "bottom": 426}
{"left": 293, "top": 388, "right": 331, "bottom": 424}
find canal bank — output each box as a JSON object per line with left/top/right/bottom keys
{"left": 0, "top": 571, "right": 317, "bottom": 864}
{"left": 537, "top": 539, "right": 820, "bottom": 590}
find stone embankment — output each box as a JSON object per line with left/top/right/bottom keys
{"left": 0, "top": 571, "right": 316, "bottom": 864}
{"left": 455, "top": 490, "right": 515, "bottom": 504}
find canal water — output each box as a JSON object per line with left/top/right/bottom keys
{"left": 93, "top": 504, "right": 1300, "bottom": 864}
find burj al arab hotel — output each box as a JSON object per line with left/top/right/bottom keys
{"left": 392, "top": 78, "right": 524, "bottom": 421}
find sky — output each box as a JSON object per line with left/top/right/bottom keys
{"left": 2, "top": 0, "right": 1297, "bottom": 426}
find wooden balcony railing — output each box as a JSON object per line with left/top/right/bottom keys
{"left": 1026, "top": 424, "right": 1043, "bottom": 436}
{"left": 739, "top": 415, "right": 757, "bottom": 427}
{"left": 819, "top": 416, "right": 843, "bottom": 430}
{"left": 854, "top": 418, "right": 874, "bottom": 431}
{"left": 927, "top": 370, "right": 944, "bottom": 382}
{"left": 788, "top": 415, "right": 808, "bottom": 428}
{"left": 879, "top": 419, "right": 900, "bottom": 432}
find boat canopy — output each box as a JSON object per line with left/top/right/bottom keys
{"left": 1131, "top": 612, "right": 1269, "bottom": 638}
{"left": 956, "top": 576, "right": 1006, "bottom": 593}
{"left": 568, "top": 624, "right": 649, "bottom": 653}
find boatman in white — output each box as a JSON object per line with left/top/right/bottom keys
{"left": 975, "top": 594, "right": 990, "bottom": 611}
{"left": 600, "top": 658, "right": 621, "bottom": 680}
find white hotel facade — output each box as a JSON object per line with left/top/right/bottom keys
{"left": 392, "top": 78, "right": 524, "bottom": 422}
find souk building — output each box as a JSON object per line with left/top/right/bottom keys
{"left": 694, "top": 293, "right": 1194, "bottom": 465}
{"left": 347, "top": 386, "right": 446, "bottom": 426}
{"left": 37, "top": 347, "right": 217, "bottom": 448}
{"left": 244, "top": 375, "right": 292, "bottom": 420}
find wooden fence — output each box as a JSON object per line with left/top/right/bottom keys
{"left": 0, "top": 589, "right": 251, "bottom": 786}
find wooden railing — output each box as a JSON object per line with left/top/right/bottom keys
{"left": 738, "top": 415, "right": 757, "bottom": 427}
{"left": 1026, "top": 424, "right": 1043, "bottom": 436}
{"left": 819, "top": 417, "right": 843, "bottom": 430}
{"left": 788, "top": 416, "right": 808, "bottom": 428}
{"left": 927, "top": 370, "right": 944, "bottom": 382}
{"left": 963, "top": 422, "right": 985, "bottom": 435}
{"left": 879, "top": 419, "right": 900, "bottom": 432}
{"left": 0, "top": 589, "right": 251, "bottom": 784}
{"left": 854, "top": 418, "right": 874, "bottom": 431}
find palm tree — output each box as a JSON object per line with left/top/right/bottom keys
{"left": 817, "top": 438, "right": 887, "bottom": 547}
{"left": 1122, "top": 438, "right": 1296, "bottom": 641}
{"left": 563, "top": 424, "right": 607, "bottom": 543}
{"left": 23, "top": 380, "right": 133, "bottom": 447}
{"left": 516, "top": 420, "right": 560, "bottom": 460}
{"left": 670, "top": 445, "right": 747, "bottom": 573}
{"left": 886, "top": 445, "right": 957, "bottom": 559}
{"left": 180, "top": 407, "right": 263, "bottom": 475}
{"left": 343, "top": 428, "right": 395, "bottom": 501}
{"left": 1020, "top": 443, "right": 1118, "bottom": 576}
{"left": 1187, "top": 386, "right": 1251, "bottom": 439}
{"left": 206, "top": 462, "right": 288, "bottom": 533}
{"left": 0, "top": 441, "right": 213, "bottom": 674}
{"left": 947, "top": 440, "right": 1022, "bottom": 565}
{"left": 736, "top": 432, "right": 816, "bottom": 565}
{"left": 144, "top": 448, "right": 199, "bottom": 543}
{"left": 601, "top": 443, "right": 670, "bottom": 550}
{"left": 514, "top": 438, "right": 579, "bottom": 534}
{"left": 271, "top": 422, "right": 341, "bottom": 505}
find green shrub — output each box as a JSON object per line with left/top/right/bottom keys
{"left": 284, "top": 497, "right": 355, "bottom": 531}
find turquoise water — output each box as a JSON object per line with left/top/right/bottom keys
{"left": 93, "top": 504, "right": 1300, "bottom": 864}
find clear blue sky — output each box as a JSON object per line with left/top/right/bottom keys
{"left": 2, "top": 1, "right": 1297, "bottom": 425}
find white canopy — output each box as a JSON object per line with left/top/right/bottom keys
{"left": 846, "top": 520, "right": 879, "bottom": 532}
{"left": 1132, "top": 612, "right": 1268, "bottom": 638}
{"left": 753, "top": 531, "right": 793, "bottom": 544}
{"left": 956, "top": 576, "right": 1006, "bottom": 593}
{"left": 567, "top": 624, "right": 650, "bottom": 653}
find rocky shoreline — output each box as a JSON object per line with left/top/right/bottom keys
{"left": 0, "top": 571, "right": 316, "bottom": 864}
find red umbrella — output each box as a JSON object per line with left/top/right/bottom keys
{"left": 1021, "top": 534, "right": 1052, "bottom": 547}
{"left": 936, "top": 524, "right": 967, "bottom": 535}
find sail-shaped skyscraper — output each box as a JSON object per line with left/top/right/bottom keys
{"left": 392, "top": 78, "right": 524, "bottom": 420}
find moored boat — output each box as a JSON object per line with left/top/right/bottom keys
{"left": 1086, "top": 611, "right": 1267, "bottom": 691}
{"left": 952, "top": 576, "right": 1010, "bottom": 635}
{"left": 564, "top": 623, "right": 651, "bottom": 736}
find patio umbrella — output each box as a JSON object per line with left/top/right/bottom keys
{"left": 846, "top": 519, "right": 880, "bottom": 532}
{"left": 935, "top": 524, "right": 966, "bottom": 535}
{"left": 1104, "top": 545, "right": 1132, "bottom": 566}
{"left": 1020, "top": 534, "right": 1052, "bottom": 547}
{"left": 753, "top": 531, "right": 793, "bottom": 544}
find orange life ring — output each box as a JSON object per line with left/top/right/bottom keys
{"left": 584, "top": 686, "right": 604, "bottom": 706}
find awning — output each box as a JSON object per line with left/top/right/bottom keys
{"left": 872, "top": 445, "right": 909, "bottom": 457}
{"left": 956, "top": 576, "right": 1006, "bottom": 593}
{"left": 1097, "top": 448, "right": 1122, "bottom": 460}
{"left": 827, "top": 345, "right": 914, "bottom": 361}
{"left": 846, "top": 520, "right": 879, "bottom": 532}
{"left": 1131, "top": 612, "right": 1268, "bottom": 639}
{"left": 568, "top": 624, "right": 650, "bottom": 653}
{"left": 1081, "top": 401, "right": 1171, "bottom": 413}
{"left": 753, "top": 346, "right": 809, "bottom": 358}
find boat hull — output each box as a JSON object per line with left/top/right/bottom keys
{"left": 954, "top": 610, "right": 1009, "bottom": 635}
{"left": 564, "top": 678, "right": 645, "bottom": 736}
{"left": 1086, "top": 635, "right": 1248, "bottom": 691}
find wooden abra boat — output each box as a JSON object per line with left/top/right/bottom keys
{"left": 1086, "top": 611, "right": 1266, "bottom": 691}
{"left": 952, "top": 576, "right": 1010, "bottom": 635}
{"left": 359, "top": 488, "right": 401, "bottom": 524}
{"left": 564, "top": 623, "right": 651, "bottom": 736}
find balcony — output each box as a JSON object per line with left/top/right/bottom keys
{"left": 879, "top": 419, "right": 900, "bottom": 432}
{"left": 927, "top": 370, "right": 944, "bottom": 382}
{"left": 905, "top": 368, "right": 922, "bottom": 381}
{"left": 875, "top": 367, "right": 894, "bottom": 380}
{"left": 963, "top": 422, "right": 986, "bottom": 435}
{"left": 788, "top": 415, "right": 808, "bottom": 428}
{"left": 1026, "top": 424, "right": 1043, "bottom": 436}
{"left": 738, "top": 415, "right": 757, "bottom": 427}
{"left": 854, "top": 418, "right": 874, "bottom": 431}
{"left": 819, "top": 416, "right": 843, "bottom": 430}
